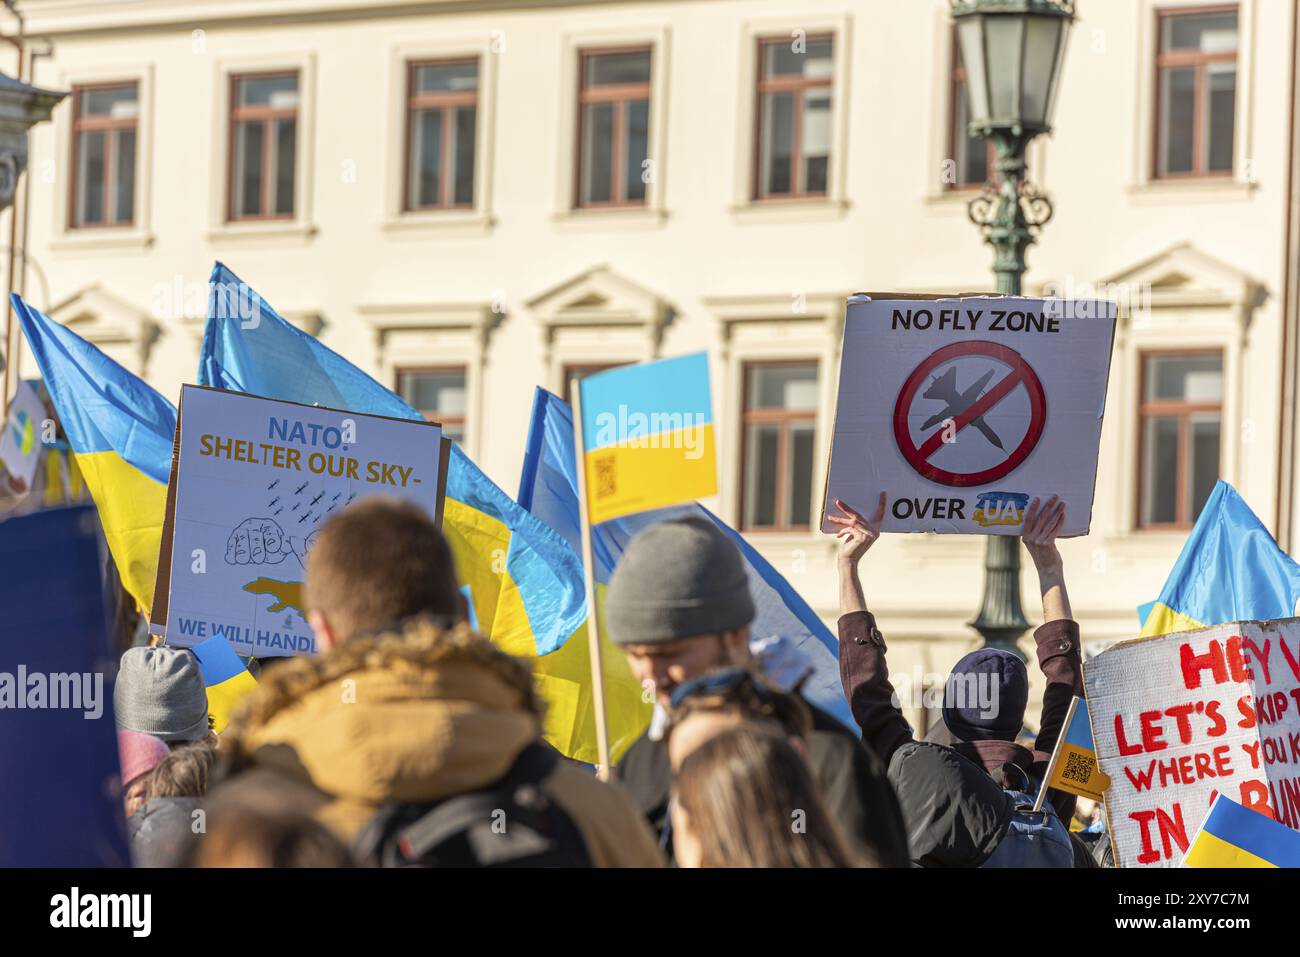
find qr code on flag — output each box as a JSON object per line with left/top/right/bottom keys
{"left": 595, "top": 454, "right": 616, "bottom": 499}
{"left": 1062, "top": 750, "right": 1095, "bottom": 785}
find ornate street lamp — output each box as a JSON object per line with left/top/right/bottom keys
{"left": 950, "top": 0, "right": 1074, "bottom": 654}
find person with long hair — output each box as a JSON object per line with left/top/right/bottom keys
{"left": 670, "top": 724, "right": 860, "bottom": 868}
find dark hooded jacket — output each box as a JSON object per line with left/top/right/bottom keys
{"left": 839, "top": 611, "right": 1087, "bottom": 866}
{"left": 129, "top": 797, "right": 203, "bottom": 867}
{"left": 617, "top": 694, "right": 911, "bottom": 867}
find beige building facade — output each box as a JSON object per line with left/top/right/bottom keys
{"left": 4, "top": 0, "right": 1300, "bottom": 730}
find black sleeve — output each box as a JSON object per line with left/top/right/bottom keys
{"left": 807, "top": 722, "right": 911, "bottom": 867}
{"left": 615, "top": 734, "right": 672, "bottom": 842}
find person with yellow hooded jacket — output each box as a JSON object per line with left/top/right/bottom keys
{"left": 208, "top": 498, "right": 662, "bottom": 868}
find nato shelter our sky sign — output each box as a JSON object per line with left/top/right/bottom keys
{"left": 822, "top": 296, "right": 1117, "bottom": 536}
{"left": 163, "top": 386, "right": 443, "bottom": 658}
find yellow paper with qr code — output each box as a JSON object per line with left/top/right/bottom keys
{"left": 1048, "top": 741, "right": 1111, "bottom": 802}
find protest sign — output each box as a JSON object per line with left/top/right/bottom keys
{"left": 0, "top": 505, "right": 129, "bottom": 866}
{"left": 0, "top": 379, "right": 46, "bottom": 489}
{"left": 821, "top": 295, "right": 1116, "bottom": 535}
{"left": 158, "top": 386, "right": 445, "bottom": 657}
{"left": 1085, "top": 618, "right": 1300, "bottom": 867}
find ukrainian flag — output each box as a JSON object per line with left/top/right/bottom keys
{"left": 1183, "top": 795, "right": 1300, "bottom": 868}
{"left": 519, "top": 387, "right": 857, "bottom": 744}
{"left": 198, "top": 265, "right": 596, "bottom": 750}
{"left": 191, "top": 634, "right": 258, "bottom": 734}
{"left": 1045, "top": 696, "right": 1110, "bottom": 802}
{"left": 10, "top": 294, "right": 174, "bottom": 611}
{"left": 577, "top": 354, "right": 717, "bottom": 525}
{"left": 1140, "top": 481, "right": 1300, "bottom": 637}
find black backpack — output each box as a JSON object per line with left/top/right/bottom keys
{"left": 354, "top": 743, "right": 592, "bottom": 867}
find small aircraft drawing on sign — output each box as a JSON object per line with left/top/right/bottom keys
{"left": 921, "top": 368, "right": 1005, "bottom": 451}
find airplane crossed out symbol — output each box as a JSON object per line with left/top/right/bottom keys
{"left": 892, "top": 341, "right": 1046, "bottom": 488}
{"left": 920, "top": 366, "right": 1006, "bottom": 452}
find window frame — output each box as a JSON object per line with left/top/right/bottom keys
{"left": 752, "top": 33, "right": 834, "bottom": 202}
{"left": 562, "top": 361, "right": 631, "bottom": 405}
{"left": 574, "top": 44, "right": 653, "bottom": 210}
{"left": 68, "top": 80, "right": 140, "bottom": 229}
{"left": 403, "top": 57, "right": 480, "bottom": 212}
{"left": 226, "top": 69, "right": 301, "bottom": 223}
{"left": 738, "top": 358, "right": 820, "bottom": 532}
{"left": 395, "top": 364, "right": 469, "bottom": 439}
{"left": 1152, "top": 4, "right": 1239, "bottom": 181}
{"left": 1135, "top": 348, "right": 1224, "bottom": 531}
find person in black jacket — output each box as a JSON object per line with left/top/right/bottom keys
{"left": 608, "top": 516, "right": 910, "bottom": 866}
{"left": 829, "top": 493, "right": 1088, "bottom": 867}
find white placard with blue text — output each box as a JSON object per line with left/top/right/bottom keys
{"left": 164, "top": 386, "right": 442, "bottom": 656}
{"left": 822, "top": 296, "right": 1116, "bottom": 536}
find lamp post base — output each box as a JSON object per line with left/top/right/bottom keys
{"left": 969, "top": 533, "right": 1031, "bottom": 658}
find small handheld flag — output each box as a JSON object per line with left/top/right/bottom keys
{"left": 572, "top": 353, "right": 718, "bottom": 773}
{"left": 577, "top": 353, "right": 717, "bottom": 525}
{"left": 191, "top": 635, "right": 259, "bottom": 734}
{"left": 1034, "top": 696, "right": 1111, "bottom": 809}
{"left": 1183, "top": 795, "right": 1300, "bottom": 868}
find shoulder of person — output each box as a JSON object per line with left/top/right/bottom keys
{"left": 543, "top": 761, "right": 664, "bottom": 868}
{"left": 614, "top": 731, "right": 671, "bottom": 810}
{"left": 804, "top": 701, "right": 887, "bottom": 770}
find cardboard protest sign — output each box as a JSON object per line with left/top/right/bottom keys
{"left": 0, "top": 379, "right": 47, "bottom": 489}
{"left": 821, "top": 295, "right": 1116, "bottom": 535}
{"left": 158, "top": 386, "right": 445, "bottom": 657}
{"left": 0, "top": 505, "right": 130, "bottom": 866}
{"left": 1085, "top": 618, "right": 1300, "bottom": 867}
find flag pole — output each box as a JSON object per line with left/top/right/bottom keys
{"left": 1032, "top": 694, "right": 1080, "bottom": 813}
{"left": 571, "top": 378, "right": 613, "bottom": 779}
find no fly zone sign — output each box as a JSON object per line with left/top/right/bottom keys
{"left": 821, "top": 295, "right": 1116, "bottom": 536}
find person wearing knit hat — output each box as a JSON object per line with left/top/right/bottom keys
{"left": 609, "top": 516, "right": 909, "bottom": 868}
{"left": 606, "top": 516, "right": 756, "bottom": 706}
{"left": 114, "top": 646, "right": 212, "bottom": 745}
{"left": 118, "top": 730, "right": 171, "bottom": 787}
{"left": 117, "top": 730, "right": 170, "bottom": 818}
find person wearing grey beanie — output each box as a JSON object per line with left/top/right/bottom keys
{"left": 114, "top": 646, "right": 212, "bottom": 745}
{"left": 608, "top": 516, "right": 909, "bottom": 868}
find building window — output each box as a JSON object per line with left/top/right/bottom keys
{"left": 396, "top": 367, "right": 468, "bottom": 444}
{"left": 405, "top": 59, "right": 478, "bottom": 211}
{"left": 70, "top": 82, "right": 139, "bottom": 228}
{"left": 576, "top": 48, "right": 652, "bottom": 207}
{"left": 1155, "top": 8, "right": 1238, "bottom": 179}
{"left": 949, "top": 32, "right": 994, "bottom": 189}
{"left": 228, "top": 72, "right": 299, "bottom": 221}
{"left": 1138, "top": 352, "right": 1223, "bottom": 529}
{"left": 741, "top": 362, "right": 818, "bottom": 530}
{"left": 563, "top": 362, "right": 630, "bottom": 405}
{"left": 754, "top": 36, "right": 833, "bottom": 200}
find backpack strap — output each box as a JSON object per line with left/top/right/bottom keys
{"left": 394, "top": 743, "right": 562, "bottom": 861}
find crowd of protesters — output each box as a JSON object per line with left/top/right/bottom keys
{"left": 105, "top": 490, "right": 1100, "bottom": 868}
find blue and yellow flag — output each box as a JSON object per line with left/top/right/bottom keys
{"left": 520, "top": 387, "right": 857, "bottom": 739}
{"left": 199, "top": 262, "right": 585, "bottom": 658}
{"left": 1141, "top": 481, "right": 1300, "bottom": 637}
{"left": 1043, "top": 696, "right": 1110, "bottom": 802}
{"left": 577, "top": 354, "right": 717, "bottom": 525}
{"left": 11, "top": 294, "right": 174, "bottom": 611}
{"left": 1183, "top": 795, "right": 1300, "bottom": 868}
{"left": 199, "top": 265, "right": 602, "bottom": 755}
{"left": 191, "top": 635, "right": 258, "bottom": 733}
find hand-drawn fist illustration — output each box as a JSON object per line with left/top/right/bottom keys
{"left": 226, "top": 517, "right": 290, "bottom": 565}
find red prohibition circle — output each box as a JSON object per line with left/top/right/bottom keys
{"left": 892, "top": 341, "right": 1046, "bottom": 488}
